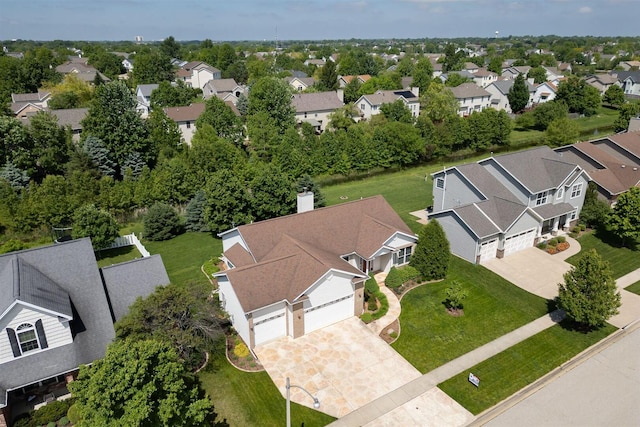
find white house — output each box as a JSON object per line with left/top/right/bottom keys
{"left": 291, "top": 90, "right": 344, "bottom": 132}
{"left": 215, "top": 195, "right": 417, "bottom": 349}
{"left": 532, "top": 81, "right": 558, "bottom": 105}
{"left": 355, "top": 89, "right": 420, "bottom": 120}
{"left": 135, "top": 84, "right": 158, "bottom": 118}
{"left": 177, "top": 61, "right": 221, "bottom": 91}
{"left": 163, "top": 103, "right": 206, "bottom": 146}
{"left": 448, "top": 83, "right": 492, "bottom": 116}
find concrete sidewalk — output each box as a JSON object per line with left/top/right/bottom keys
{"left": 328, "top": 310, "right": 565, "bottom": 427}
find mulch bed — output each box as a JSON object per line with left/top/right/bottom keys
{"left": 379, "top": 319, "right": 400, "bottom": 344}
{"left": 225, "top": 333, "right": 264, "bottom": 372}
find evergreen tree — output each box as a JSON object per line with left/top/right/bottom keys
{"left": 143, "top": 202, "right": 182, "bottom": 241}
{"left": 83, "top": 136, "right": 117, "bottom": 178}
{"left": 295, "top": 174, "right": 326, "bottom": 208}
{"left": 579, "top": 181, "right": 611, "bottom": 229}
{"left": 410, "top": 219, "right": 450, "bottom": 280}
{"left": 0, "top": 162, "right": 30, "bottom": 190}
{"left": 184, "top": 190, "right": 209, "bottom": 232}
{"left": 557, "top": 249, "right": 621, "bottom": 329}
{"left": 507, "top": 74, "right": 529, "bottom": 113}
{"left": 318, "top": 59, "right": 339, "bottom": 91}
{"left": 122, "top": 151, "right": 146, "bottom": 178}
{"left": 236, "top": 93, "right": 248, "bottom": 116}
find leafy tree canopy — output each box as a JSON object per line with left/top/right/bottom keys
{"left": 71, "top": 204, "right": 119, "bottom": 250}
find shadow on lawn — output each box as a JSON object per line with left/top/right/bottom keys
{"left": 593, "top": 227, "right": 639, "bottom": 251}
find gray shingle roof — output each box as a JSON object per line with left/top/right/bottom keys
{"left": 291, "top": 91, "right": 343, "bottom": 113}
{"left": 101, "top": 255, "right": 170, "bottom": 322}
{"left": 136, "top": 84, "right": 159, "bottom": 98}
{"left": 452, "top": 204, "right": 500, "bottom": 238}
{"left": 488, "top": 79, "right": 535, "bottom": 95}
{"left": 448, "top": 83, "right": 491, "bottom": 99}
{"left": 532, "top": 202, "right": 576, "bottom": 220}
{"left": 45, "top": 108, "right": 88, "bottom": 131}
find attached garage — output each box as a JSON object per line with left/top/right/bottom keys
{"left": 504, "top": 228, "right": 536, "bottom": 256}
{"left": 304, "top": 294, "right": 354, "bottom": 334}
{"left": 479, "top": 238, "right": 498, "bottom": 262}
{"left": 253, "top": 312, "right": 287, "bottom": 346}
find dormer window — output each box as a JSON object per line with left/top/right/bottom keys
{"left": 17, "top": 323, "right": 39, "bottom": 353}
{"left": 7, "top": 320, "right": 48, "bottom": 357}
{"left": 535, "top": 191, "right": 548, "bottom": 206}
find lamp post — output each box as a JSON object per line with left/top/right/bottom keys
{"left": 286, "top": 376, "right": 320, "bottom": 427}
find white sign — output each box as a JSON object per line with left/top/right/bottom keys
{"left": 468, "top": 372, "right": 480, "bottom": 387}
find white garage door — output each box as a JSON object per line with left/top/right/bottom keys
{"left": 479, "top": 238, "right": 498, "bottom": 262}
{"left": 253, "top": 312, "right": 286, "bottom": 346}
{"left": 304, "top": 294, "right": 354, "bottom": 334}
{"left": 504, "top": 229, "right": 536, "bottom": 256}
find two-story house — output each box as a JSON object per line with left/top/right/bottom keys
{"left": 202, "top": 78, "right": 246, "bottom": 104}
{"left": 617, "top": 71, "right": 640, "bottom": 97}
{"left": 285, "top": 76, "right": 317, "bottom": 92}
{"left": 355, "top": 89, "right": 420, "bottom": 120}
{"left": 485, "top": 79, "right": 536, "bottom": 114}
{"left": 448, "top": 83, "right": 492, "bottom": 117}
{"left": 291, "top": 90, "right": 344, "bottom": 133}
{"left": 585, "top": 74, "right": 620, "bottom": 96}
{"left": 135, "top": 84, "right": 159, "bottom": 118}
{"left": 163, "top": 103, "right": 206, "bottom": 146}
{"left": 429, "top": 147, "right": 590, "bottom": 264}
{"left": 177, "top": 61, "right": 221, "bottom": 91}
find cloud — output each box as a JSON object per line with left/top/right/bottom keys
{"left": 578, "top": 5, "right": 592, "bottom": 13}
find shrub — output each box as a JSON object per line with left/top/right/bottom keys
{"left": 0, "top": 238, "right": 27, "bottom": 254}
{"left": 47, "top": 422, "right": 56, "bottom": 427}
{"left": 143, "top": 202, "right": 182, "bottom": 241}
{"left": 579, "top": 223, "right": 586, "bottom": 231}
{"left": 371, "top": 292, "right": 389, "bottom": 320}
{"left": 546, "top": 246, "right": 558, "bottom": 254}
{"left": 367, "top": 292, "right": 378, "bottom": 311}
{"left": 360, "top": 312, "right": 373, "bottom": 323}
{"left": 58, "top": 416, "right": 70, "bottom": 426}
{"left": 444, "top": 281, "right": 468, "bottom": 310}
{"left": 31, "top": 399, "right": 75, "bottom": 426}
{"left": 547, "top": 238, "right": 558, "bottom": 247}
{"left": 399, "top": 265, "right": 419, "bottom": 283}
{"left": 537, "top": 242, "right": 547, "bottom": 249}
{"left": 233, "top": 342, "right": 250, "bottom": 358}
{"left": 67, "top": 404, "right": 82, "bottom": 424}
{"left": 557, "top": 236, "right": 566, "bottom": 243}
{"left": 569, "top": 231, "right": 578, "bottom": 238}
{"left": 11, "top": 414, "right": 32, "bottom": 427}
{"left": 364, "top": 274, "right": 379, "bottom": 293}
{"left": 385, "top": 267, "right": 403, "bottom": 289}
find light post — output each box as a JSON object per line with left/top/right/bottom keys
{"left": 286, "top": 376, "right": 320, "bottom": 427}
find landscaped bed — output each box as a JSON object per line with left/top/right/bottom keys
{"left": 392, "top": 256, "right": 549, "bottom": 373}
{"left": 438, "top": 321, "right": 616, "bottom": 415}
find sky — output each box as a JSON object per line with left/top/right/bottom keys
{"left": 1, "top": 0, "right": 638, "bottom": 42}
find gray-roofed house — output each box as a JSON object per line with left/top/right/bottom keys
{"left": 291, "top": 91, "right": 345, "bottom": 132}
{"left": 585, "top": 73, "right": 620, "bottom": 95}
{"left": 135, "top": 84, "right": 159, "bottom": 118}
{"left": 618, "top": 71, "right": 640, "bottom": 97}
{"left": 25, "top": 109, "right": 89, "bottom": 142}
{"left": 215, "top": 195, "right": 417, "bottom": 349}
{"left": 0, "top": 238, "right": 169, "bottom": 425}
{"left": 485, "top": 79, "right": 536, "bottom": 114}
{"left": 179, "top": 61, "right": 221, "bottom": 91}
{"left": 447, "top": 83, "right": 492, "bottom": 116}
{"left": 285, "top": 76, "right": 317, "bottom": 92}
{"left": 355, "top": 89, "right": 420, "bottom": 120}
{"left": 10, "top": 92, "right": 50, "bottom": 118}
{"left": 430, "top": 146, "right": 590, "bottom": 264}
{"left": 202, "top": 78, "right": 246, "bottom": 104}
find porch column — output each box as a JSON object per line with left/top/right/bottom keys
{"left": 292, "top": 301, "right": 305, "bottom": 339}
{"left": 496, "top": 237, "right": 505, "bottom": 259}
{"left": 354, "top": 281, "right": 365, "bottom": 316}
{"left": 551, "top": 217, "right": 560, "bottom": 236}
{"left": 248, "top": 314, "right": 255, "bottom": 349}
{"left": 563, "top": 215, "right": 572, "bottom": 230}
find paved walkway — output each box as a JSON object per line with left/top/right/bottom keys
{"left": 328, "top": 310, "right": 565, "bottom": 427}
{"left": 365, "top": 272, "right": 402, "bottom": 335}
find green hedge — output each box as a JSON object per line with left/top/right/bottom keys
{"left": 365, "top": 274, "right": 379, "bottom": 293}
{"left": 385, "top": 267, "right": 402, "bottom": 289}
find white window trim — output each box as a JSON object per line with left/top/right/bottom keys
{"left": 556, "top": 187, "right": 564, "bottom": 200}
{"left": 393, "top": 246, "right": 413, "bottom": 266}
{"left": 535, "top": 191, "right": 548, "bottom": 206}
{"left": 17, "top": 323, "right": 40, "bottom": 354}
{"left": 571, "top": 183, "right": 583, "bottom": 199}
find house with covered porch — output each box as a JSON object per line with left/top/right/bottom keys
{"left": 214, "top": 195, "right": 417, "bottom": 349}
{"left": 429, "top": 146, "right": 590, "bottom": 264}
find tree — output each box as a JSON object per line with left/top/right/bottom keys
{"left": 317, "top": 60, "right": 338, "bottom": 91}
{"left": 579, "top": 181, "right": 611, "bottom": 229}
{"left": 71, "top": 204, "right": 119, "bottom": 250}
{"left": 0, "top": 162, "right": 30, "bottom": 190}
{"left": 507, "top": 74, "right": 529, "bottom": 113}
{"left": 83, "top": 136, "right": 117, "bottom": 178}
{"left": 533, "top": 100, "right": 569, "bottom": 130}
{"left": 160, "top": 35, "right": 182, "bottom": 59}
{"left": 203, "top": 169, "right": 253, "bottom": 234}
{"left": 343, "top": 77, "right": 362, "bottom": 104}
{"left": 150, "top": 80, "right": 197, "bottom": 108}
{"left": 421, "top": 82, "right": 458, "bottom": 123}
{"left": 115, "top": 283, "right": 223, "bottom": 370}
{"left": 411, "top": 57, "right": 434, "bottom": 93}
{"left": 603, "top": 85, "right": 626, "bottom": 108}
{"left": 613, "top": 102, "right": 640, "bottom": 132}
{"left": 26, "top": 111, "right": 71, "bottom": 180}
{"left": 444, "top": 281, "right": 468, "bottom": 311}
{"left": 247, "top": 77, "right": 295, "bottom": 134}
{"left": 131, "top": 51, "right": 174, "bottom": 85}
{"left": 545, "top": 117, "right": 579, "bottom": 147}
{"left": 249, "top": 163, "right": 296, "bottom": 222}
{"left": 380, "top": 99, "right": 413, "bottom": 123}
{"left": 184, "top": 190, "right": 209, "bottom": 232}
{"left": 295, "top": 174, "right": 326, "bottom": 208}
{"left": 557, "top": 249, "right": 621, "bottom": 329}
{"left": 444, "top": 73, "right": 471, "bottom": 87}
{"left": 527, "top": 66, "right": 547, "bottom": 84}
{"left": 606, "top": 187, "right": 640, "bottom": 247}
{"left": 47, "top": 74, "right": 94, "bottom": 109}
{"left": 556, "top": 76, "right": 601, "bottom": 116}
{"left": 410, "top": 219, "right": 450, "bottom": 280}
{"left": 196, "top": 96, "right": 244, "bottom": 146}
{"left": 68, "top": 339, "right": 216, "bottom": 427}
{"left": 143, "top": 202, "right": 182, "bottom": 241}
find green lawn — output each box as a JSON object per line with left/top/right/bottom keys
{"left": 574, "top": 106, "right": 618, "bottom": 135}
{"left": 144, "top": 231, "right": 222, "bottom": 286}
{"left": 391, "top": 257, "right": 549, "bottom": 373}
{"left": 625, "top": 280, "right": 640, "bottom": 296}
{"left": 95, "top": 245, "right": 142, "bottom": 268}
{"left": 438, "top": 322, "right": 616, "bottom": 415}
{"left": 199, "top": 351, "right": 335, "bottom": 427}
{"left": 565, "top": 230, "right": 640, "bottom": 279}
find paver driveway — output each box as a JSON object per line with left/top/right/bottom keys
{"left": 254, "top": 317, "right": 422, "bottom": 418}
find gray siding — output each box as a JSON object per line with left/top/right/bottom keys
{"left": 480, "top": 159, "right": 529, "bottom": 203}
{"left": 568, "top": 175, "right": 589, "bottom": 216}
{"left": 505, "top": 211, "right": 540, "bottom": 238}
{"left": 433, "top": 169, "right": 484, "bottom": 211}
{"left": 432, "top": 213, "right": 478, "bottom": 263}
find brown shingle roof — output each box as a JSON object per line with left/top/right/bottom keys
{"left": 163, "top": 103, "right": 206, "bottom": 122}
{"left": 291, "top": 91, "right": 343, "bottom": 113}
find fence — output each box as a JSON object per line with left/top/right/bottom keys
{"left": 103, "top": 233, "right": 150, "bottom": 257}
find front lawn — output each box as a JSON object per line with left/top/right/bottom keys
{"left": 199, "top": 351, "right": 335, "bottom": 427}
{"left": 144, "top": 231, "right": 222, "bottom": 286}
{"left": 626, "top": 280, "right": 640, "bottom": 296}
{"left": 391, "top": 256, "right": 548, "bottom": 373}
{"left": 565, "top": 230, "right": 640, "bottom": 279}
{"left": 438, "top": 322, "right": 616, "bottom": 415}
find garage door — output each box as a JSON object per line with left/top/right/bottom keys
{"left": 504, "top": 229, "right": 536, "bottom": 256}
{"left": 304, "top": 294, "right": 354, "bottom": 334}
{"left": 479, "top": 238, "right": 498, "bottom": 262}
{"left": 253, "top": 312, "right": 286, "bottom": 346}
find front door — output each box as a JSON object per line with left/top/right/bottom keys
{"left": 361, "top": 258, "right": 372, "bottom": 273}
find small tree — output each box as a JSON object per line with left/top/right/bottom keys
{"left": 557, "top": 249, "right": 621, "bottom": 329}
{"left": 606, "top": 187, "right": 640, "bottom": 247}
{"left": 445, "top": 281, "right": 468, "bottom": 311}
{"left": 579, "top": 181, "right": 611, "bottom": 229}
{"left": 410, "top": 219, "right": 450, "bottom": 280}
{"left": 143, "top": 202, "right": 182, "bottom": 241}
{"left": 184, "top": 190, "right": 209, "bottom": 232}
{"left": 603, "top": 85, "right": 626, "bottom": 108}
{"left": 507, "top": 74, "right": 529, "bottom": 113}
{"left": 545, "top": 117, "right": 579, "bottom": 147}
{"left": 72, "top": 204, "right": 119, "bottom": 250}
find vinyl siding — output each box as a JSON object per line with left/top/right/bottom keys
{"left": 0, "top": 304, "right": 72, "bottom": 364}
{"left": 432, "top": 212, "right": 479, "bottom": 263}
{"left": 435, "top": 169, "right": 485, "bottom": 211}
{"left": 217, "top": 276, "right": 251, "bottom": 346}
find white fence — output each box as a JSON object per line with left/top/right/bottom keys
{"left": 104, "top": 233, "right": 150, "bottom": 257}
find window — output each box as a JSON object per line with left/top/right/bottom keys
{"left": 556, "top": 187, "right": 564, "bottom": 200}
{"left": 570, "top": 210, "right": 577, "bottom": 220}
{"left": 186, "top": 121, "right": 191, "bottom": 129}
{"left": 360, "top": 103, "right": 365, "bottom": 111}
{"left": 535, "top": 191, "right": 548, "bottom": 206}
{"left": 17, "top": 323, "right": 39, "bottom": 353}
{"left": 571, "top": 183, "right": 583, "bottom": 198}
{"left": 436, "top": 177, "right": 445, "bottom": 189}
{"left": 394, "top": 246, "right": 413, "bottom": 265}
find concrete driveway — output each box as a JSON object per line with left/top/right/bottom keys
{"left": 254, "top": 317, "right": 422, "bottom": 418}
{"left": 482, "top": 243, "right": 578, "bottom": 300}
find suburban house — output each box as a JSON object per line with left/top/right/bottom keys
{"left": 135, "top": 84, "right": 158, "bottom": 118}
{"left": 617, "top": 71, "right": 640, "bottom": 97}
{"left": 542, "top": 66, "right": 566, "bottom": 86}
{"left": 214, "top": 195, "right": 417, "bottom": 349}
{"left": 202, "top": 78, "right": 246, "bottom": 104}
{"left": 429, "top": 146, "right": 590, "bottom": 264}
{"left": 163, "top": 103, "right": 206, "bottom": 146}
{"left": 177, "top": 61, "right": 221, "bottom": 91}
{"left": 55, "top": 59, "right": 110, "bottom": 85}
{"left": 0, "top": 238, "right": 169, "bottom": 426}
{"left": 485, "top": 79, "right": 536, "bottom": 113}
{"left": 10, "top": 92, "right": 50, "bottom": 118}
{"left": 122, "top": 58, "right": 134, "bottom": 72}
{"left": 532, "top": 81, "right": 558, "bottom": 105}
{"left": 471, "top": 68, "right": 499, "bottom": 88}
{"left": 355, "top": 89, "right": 420, "bottom": 120}
{"left": 338, "top": 75, "right": 371, "bottom": 88}
{"left": 501, "top": 66, "right": 531, "bottom": 80}
{"left": 585, "top": 74, "right": 619, "bottom": 95}
{"left": 24, "top": 108, "right": 89, "bottom": 142}
{"left": 619, "top": 60, "right": 640, "bottom": 71}
{"left": 448, "top": 83, "right": 492, "bottom": 116}
{"left": 555, "top": 131, "right": 640, "bottom": 205}
{"left": 285, "top": 76, "right": 317, "bottom": 92}
{"left": 304, "top": 58, "right": 326, "bottom": 67}
{"left": 291, "top": 90, "right": 344, "bottom": 132}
